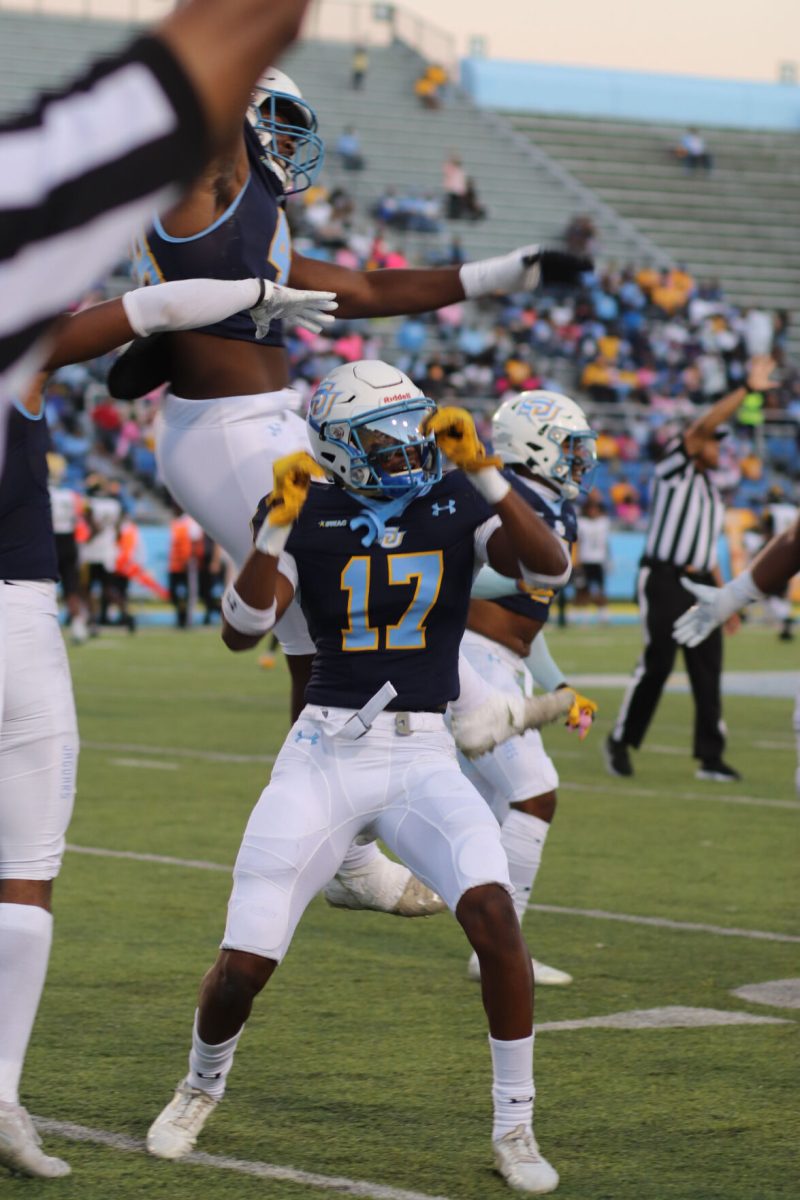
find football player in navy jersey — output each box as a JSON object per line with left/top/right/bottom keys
{"left": 117, "top": 64, "right": 590, "bottom": 914}
{"left": 455, "top": 391, "right": 600, "bottom": 989}
{"left": 146, "top": 361, "right": 573, "bottom": 1194}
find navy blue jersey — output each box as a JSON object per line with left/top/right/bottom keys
{"left": 253, "top": 475, "right": 497, "bottom": 711}
{"left": 132, "top": 123, "right": 291, "bottom": 348}
{"left": 489, "top": 473, "right": 576, "bottom": 625}
{"left": 0, "top": 406, "right": 57, "bottom": 581}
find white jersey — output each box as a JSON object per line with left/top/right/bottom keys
{"left": 577, "top": 514, "right": 610, "bottom": 565}
{"left": 81, "top": 495, "right": 122, "bottom": 571}
{"left": 48, "top": 486, "right": 79, "bottom": 536}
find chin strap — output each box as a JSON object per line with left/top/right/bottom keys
{"left": 349, "top": 485, "right": 433, "bottom": 547}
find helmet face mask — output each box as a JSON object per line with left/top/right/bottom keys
{"left": 308, "top": 362, "right": 442, "bottom": 499}
{"left": 248, "top": 68, "right": 324, "bottom": 194}
{"left": 492, "top": 390, "right": 597, "bottom": 501}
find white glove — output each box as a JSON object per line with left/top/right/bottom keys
{"left": 460, "top": 244, "right": 543, "bottom": 299}
{"left": 250, "top": 281, "right": 338, "bottom": 337}
{"left": 121, "top": 277, "right": 338, "bottom": 340}
{"left": 673, "top": 572, "right": 766, "bottom": 647}
{"left": 459, "top": 246, "right": 592, "bottom": 300}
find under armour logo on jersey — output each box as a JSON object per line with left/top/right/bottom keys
{"left": 432, "top": 499, "right": 456, "bottom": 517}
{"left": 294, "top": 730, "right": 320, "bottom": 745}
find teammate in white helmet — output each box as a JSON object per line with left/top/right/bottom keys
{"left": 146, "top": 360, "right": 568, "bottom": 1194}
{"left": 453, "top": 390, "right": 599, "bottom": 987}
{"left": 114, "top": 63, "right": 592, "bottom": 914}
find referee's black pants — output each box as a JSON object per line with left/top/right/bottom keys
{"left": 613, "top": 563, "right": 724, "bottom": 762}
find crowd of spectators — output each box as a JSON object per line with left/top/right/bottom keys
{"left": 43, "top": 180, "right": 799, "bottom": 540}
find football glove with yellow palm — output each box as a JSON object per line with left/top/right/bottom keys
{"left": 255, "top": 451, "right": 324, "bottom": 556}
{"left": 422, "top": 407, "right": 509, "bottom": 503}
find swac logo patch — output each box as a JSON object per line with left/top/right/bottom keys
{"left": 309, "top": 379, "right": 343, "bottom": 423}
{"left": 516, "top": 397, "right": 557, "bottom": 421}
{"left": 381, "top": 528, "right": 406, "bottom": 549}
{"left": 432, "top": 500, "right": 456, "bottom": 517}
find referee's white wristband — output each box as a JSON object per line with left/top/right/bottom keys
{"left": 221, "top": 585, "right": 276, "bottom": 637}
{"left": 467, "top": 466, "right": 511, "bottom": 505}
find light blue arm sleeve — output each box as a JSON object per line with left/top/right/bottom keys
{"left": 525, "top": 631, "right": 567, "bottom": 692}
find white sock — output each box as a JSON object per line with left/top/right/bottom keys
{"left": 0, "top": 903, "right": 53, "bottom": 1105}
{"left": 338, "top": 839, "right": 380, "bottom": 874}
{"left": 188, "top": 1011, "right": 243, "bottom": 1100}
{"left": 489, "top": 1033, "right": 535, "bottom": 1141}
{"left": 501, "top": 810, "right": 550, "bottom": 926}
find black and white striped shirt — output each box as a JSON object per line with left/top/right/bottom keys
{"left": 0, "top": 35, "right": 209, "bottom": 407}
{"left": 643, "top": 436, "right": 724, "bottom": 572}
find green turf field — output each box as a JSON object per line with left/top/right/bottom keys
{"left": 13, "top": 620, "right": 799, "bottom": 1200}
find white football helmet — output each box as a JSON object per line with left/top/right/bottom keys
{"left": 248, "top": 67, "right": 324, "bottom": 193}
{"left": 492, "top": 390, "right": 597, "bottom": 500}
{"left": 307, "top": 361, "right": 441, "bottom": 498}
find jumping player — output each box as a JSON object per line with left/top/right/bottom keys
{"left": 457, "top": 391, "right": 599, "bottom": 987}
{"left": 146, "top": 360, "right": 573, "bottom": 1193}
{"left": 118, "top": 65, "right": 590, "bottom": 912}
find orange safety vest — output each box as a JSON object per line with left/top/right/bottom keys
{"left": 169, "top": 517, "right": 195, "bottom": 573}
{"left": 115, "top": 522, "right": 140, "bottom": 576}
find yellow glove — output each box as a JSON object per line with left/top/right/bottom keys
{"left": 267, "top": 452, "right": 325, "bottom": 527}
{"left": 423, "top": 406, "right": 502, "bottom": 471}
{"left": 563, "top": 689, "right": 598, "bottom": 740}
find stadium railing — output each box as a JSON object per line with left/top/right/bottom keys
{"left": 0, "top": 0, "right": 458, "bottom": 76}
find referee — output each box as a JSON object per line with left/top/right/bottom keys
{"left": 605, "top": 356, "right": 775, "bottom": 782}
{"left": 0, "top": 0, "right": 311, "bottom": 436}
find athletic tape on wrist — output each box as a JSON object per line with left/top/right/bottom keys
{"left": 467, "top": 466, "right": 511, "bottom": 504}
{"left": 221, "top": 585, "right": 276, "bottom": 637}
{"left": 254, "top": 521, "right": 292, "bottom": 557}
{"left": 728, "top": 568, "right": 768, "bottom": 610}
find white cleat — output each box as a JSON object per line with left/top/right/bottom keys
{"left": 467, "top": 951, "right": 573, "bottom": 986}
{"left": 0, "top": 1102, "right": 70, "bottom": 1178}
{"left": 146, "top": 1079, "right": 218, "bottom": 1160}
{"left": 453, "top": 691, "right": 574, "bottom": 759}
{"left": 324, "top": 854, "right": 446, "bottom": 917}
{"left": 494, "top": 1125, "right": 559, "bottom": 1194}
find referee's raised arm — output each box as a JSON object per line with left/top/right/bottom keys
{"left": 0, "top": 0, "right": 311, "bottom": 424}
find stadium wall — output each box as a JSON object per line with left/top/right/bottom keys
{"left": 460, "top": 59, "right": 800, "bottom": 130}
{"left": 132, "top": 528, "right": 731, "bottom": 603}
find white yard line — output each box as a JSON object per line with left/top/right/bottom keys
{"left": 32, "top": 1118, "right": 453, "bottom": 1200}
{"left": 66, "top": 844, "right": 800, "bottom": 943}
{"left": 562, "top": 778, "right": 800, "bottom": 811}
{"left": 529, "top": 903, "right": 800, "bottom": 944}
{"left": 67, "top": 844, "right": 230, "bottom": 873}
{"left": 83, "top": 740, "right": 275, "bottom": 765}
{"left": 84, "top": 743, "right": 798, "bottom": 808}
{"left": 110, "top": 758, "right": 178, "bottom": 771}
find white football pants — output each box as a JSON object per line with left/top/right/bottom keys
{"left": 457, "top": 631, "right": 559, "bottom": 819}
{"left": 155, "top": 390, "right": 315, "bottom": 655}
{"left": 0, "top": 582, "right": 78, "bottom": 879}
{"left": 223, "top": 705, "right": 512, "bottom": 961}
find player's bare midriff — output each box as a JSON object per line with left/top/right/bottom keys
{"left": 467, "top": 598, "right": 543, "bottom": 659}
{"left": 169, "top": 331, "right": 290, "bottom": 399}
